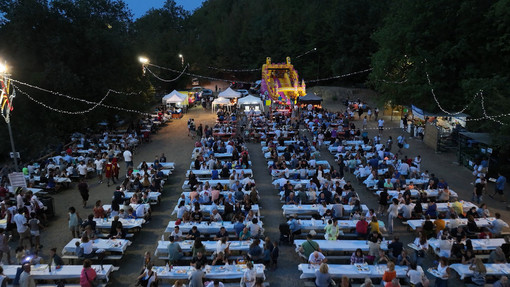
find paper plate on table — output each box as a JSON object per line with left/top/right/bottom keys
{"left": 175, "top": 269, "right": 188, "bottom": 274}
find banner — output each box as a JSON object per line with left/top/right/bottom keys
{"left": 412, "top": 105, "right": 425, "bottom": 120}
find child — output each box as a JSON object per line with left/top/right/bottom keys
{"left": 74, "top": 241, "right": 83, "bottom": 258}
{"left": 67, "top": 207, "right": 81, "bottom": 238}
{"left": 29, "top": 212, "right": 44, "bottom": 250}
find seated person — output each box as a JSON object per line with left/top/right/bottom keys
{"left": 214, "top": 227, "right": 229, "bottom": 241}
{"left": 308, "top": 251, "right": 327, "bottom": 266}
{"left": 187, "top": 226, "right": 201, "bottom": 240}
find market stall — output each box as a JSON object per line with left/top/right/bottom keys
{"left": 212, "top": 97, "right": 233, "bottom": 113}
{"left": 237, "top": 95, "right": 264, "bottom": 112}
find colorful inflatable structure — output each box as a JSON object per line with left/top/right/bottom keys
{"left": 260, "top": 57, "right": 306, "bottom": 105}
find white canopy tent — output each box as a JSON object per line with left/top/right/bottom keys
{"left": 162, "top": 90, "right": 188, "bottom": 106}
{"left": 237, "top": 95, "right": 264, "bottom": 112}
{"left": 218, "top": 87, "right": 241, "bottom": 98}
{"left": 212, "top": 97, "right": 233, "bottom": 113}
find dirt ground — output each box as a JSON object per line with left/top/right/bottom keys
{"left": 23, "top": 87, "right": 510, "bottom": 286}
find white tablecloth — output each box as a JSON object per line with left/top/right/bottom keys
{"left": 153, "top": 264, "right": 265, "bottom": 280}
{"left": 155, "top": 240, "right": 261, "bottom": 256}
{"left": 123, "top": 191, "right": 161, "bottom": 201}
{"left": 94, "top": 218, "right": 145, "bottom": 230}
{"left": 137, "top": 162, "right": 175, "bottom": 169}
{"left": 297, "top": 219, "right": 385, "bottom": 231}
{"left": 172, "top": 204, "right": 259, "bottom": 216}
{"left": 282, "top": 204, "right": 368, "bottom": 216}
{"left": 63, "top": 238, "right": 131, "bottom": 254}
{"left": 187, "top": 169, "right": 253, "bottom": 178}
{"left": 400, "top": 201, "right": 478, "bottom": 213}
{"left": 407, "top": 217, "right": 495, "bottom": 230}
{"left": 293, "top": 240, "right": 388, "bottom": 252}
{"left": 2, "top": 264, "right": 113, "bottom": 280}
{"left": 429, "top": 238, "right": 505, "bottom": 252}
{"left": 298, "top": 263, "right": 407, "bottom": 279}
{"left": 165, "top": 221, "right": 261, "bottom": 234}
{"left": 451, "top": 263, "right": 510, "bottom": 279}
{"left": 376, "top": 189, "right": 459, "bottom": 199}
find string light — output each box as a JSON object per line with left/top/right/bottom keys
{"left": 145, "top": 64, "right": 189, "bottom": 82}
{"left": 207, "top": 66, "right": 260, "bottom": 72}
{"left": 479, "top": 92, "right": 505, "bottom": 125}
{"left": 425, "top": 70, "right": 479, "bottom": 116}
{"left": 147, "top": 63, "right": 253, "bottom": 84}
{"left": 306, "top": 68, "right": 373, "bottom": 83}
{"left": 12, "top": 84, "right": 151, "bottom": 115}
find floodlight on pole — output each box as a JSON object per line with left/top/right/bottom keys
{"left": 178, "top": 54, "right": 184, "bottom": 67}
{"left": 0, "top": 60, "right": 19, "bottom": 171}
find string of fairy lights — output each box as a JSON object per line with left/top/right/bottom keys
{"left": 145, "top": 63, "right": 189, "bottom": 82}
{"left": 11, "top": 80, "right": 150, "bottom": 116}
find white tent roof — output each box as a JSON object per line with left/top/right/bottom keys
{"left": 238, "top": 95, "right": 262, "bottom": 105}
{"left": 162, "top": 90, "right": 186, "bottom": 104}
{"left": 218, "top": 87, "right": 241, "bottom": 98}
{"left": 212, "top": 97, "right": 232, "bottom": 105}
{"left": 165, "top": 94, "right": 185, "bottom": 104}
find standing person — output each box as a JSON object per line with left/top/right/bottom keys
{"left": 94, "top": 156, "right": 104, "bottom": 184}
{"left": 19, "top": 263, "right": 36, "bottom": 287}
{"left": 28, "top": 213, "right": 43, "bottom": 251}
{"left": 491, "top": 172, "right": 507, "bottom": 202}
{"left": 104, "top": 159, "right": 114, "bottom": 187}
{"left": 0, "top": 228, "right": 11, "bottom": 264}
{"left": 374, "top": 108, "right": 379, "bottom": 120}
{"left": 68, "top": 207, "right": 81, "bottom": 238}
{"left": 387, "top": 198, "right": 399, "bottom": 234}
{"left": 112, "top": 157, "right": 120, "bottom": 182}
{"left": 188, "top": 261, "right": 205, "bottom": 287}
{"left": 243, "top": 261, "right": 257, "bottom": 287}
{"left": 14, "top": 209, "right": 31, "bottom": 250}
{"left": 80, "top": 259, "right": 97, "bottom": 287}
{"left": 167, "top": 236, "right": 183, "bottom": 265}
{"left": 123, "top": 148, "right": 133, "bottom": 170}
{"left": 78, "top": 178, "right": 89, "bottom": 208}
{"left": 473, "top": 177, "right": 486, "bottom": 204}
{"left": 362, "top": 116, "right": 368, "bottom": 130}
{"left": 378, "top": 118, "right": 384, "bottom": 134}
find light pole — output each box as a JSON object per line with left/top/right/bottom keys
{"left": 138, "top": 56, "right": 149, "bottom": 75}
{"left": 178, "top": 54, "right": 184, "bottom": 67}
{"left": 0, "top": 61, "right": 19, "bottom": 171}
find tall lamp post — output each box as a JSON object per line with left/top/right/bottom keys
{"left": 0, "top": 61, "right": 19, "bottom": 171}
{"left": 178, "top": 54, "right": 184, "bottom": 67}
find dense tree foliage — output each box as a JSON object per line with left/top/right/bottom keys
{"left": 0, "top": 0, "right": 509, "bottom": 164}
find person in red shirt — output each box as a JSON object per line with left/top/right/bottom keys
{"left": 104, "top": 159, "right": 114, "bottom": 187}
{"left": 356, "top": 216, "right": 369, "bottom": 239}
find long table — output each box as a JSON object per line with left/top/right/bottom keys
{"left": 298, "top": 263, "right": 407, "bottom": 279}
{"left": 137, "top": 162, "right": 175, "bottom": 170}
{"left": 2, "top": 264, "right": 113, "bottom": 280}
{"left": 293, "top": 240, "right": 388, "bottom": 253}
{"left": 187, "top": 169, "right": 253, "bottom": 178}
{"left": 428, "top": 238, "right": 505, "bottom": 252}
{"left": 153, "top": 264, "right": 265, "bottom": 280}
{"left": 296, "top": 219, "right": 385, "bottom": 231}
{"left": 155, "top": 240, "right": 262, "bottom": 256}
{"left": 406, "top": 217, "right": 496, "bottom": 230}
{"left": 282, "top": 204, "right": 369, "bottom": 216}
{"left": 172, "top": 204, "right": 260, "bottom": 216}
{"left": 63, "top": 238, "right": 131, "bottom": 254}
{"left": 165, "top": 221, "right": 261, "bottom": 234}
{"left": 93, "top": 218, "right": 145, "bottom": 230}
{"left": 451, "top": 263, "right": 510, "bottom": 279}
{"left": 375, "top": 189, "right": 459, "bottom": 199}
{"left": 399, "top": 201, "right": 478, "bottom": 213}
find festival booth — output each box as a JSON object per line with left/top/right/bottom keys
{"left": 212, "top": 97, "right": 233, "bottom": 113}
{"left": 162, "top": 90, "right": 188, "bottom": 118}
{"left": 218, "top": 87, "right": 241, "bottom": 99}
{"left": 297, "top": 93, "right": 323, "bottom": 108}
{"left": 237, "top": 95, "right": 264, "bottom": 113}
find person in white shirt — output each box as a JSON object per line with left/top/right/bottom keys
{"left": 94, "top": 157, "right": 104, "bottom": 184}
{"left": 171, "top": 226, "right": 183, "bottom": 241}
{"left": 387, "top": 198, "right": 399, "bottom": 234}
{"left": 77, "top": 161, "right": 88, "bottom": 179}
{"left": 123, "top": 149, "right": 133, "bottom": 169}
{"left": 308, "top": 251, "right": 327, "bottom": 265}
{"left": 407, "top": 262, "right": 429, "bottom": 287}
{"left": 136, "top": 204, "right": 147, "bottom": 220}
{"left": 14, "top": 209, "right": 30, "bottom": 249}
{"left": 378, "top": 119, "right": 384, "bottom": 134}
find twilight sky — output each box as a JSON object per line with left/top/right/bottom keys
{"left": 124, "top": 0, "right": 205, "bottom": 19}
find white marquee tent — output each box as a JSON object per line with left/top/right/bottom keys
{"left": 218, "top": 87, "right": 241, "bottom": 98}
{"left": 162, "top": 90, "right": 188, "bottom": 106}
{"left": 212, "top": 97, "right": 233, "bottom": 112}
{"left": 237, "top": 95, "right": 264, "bottom": 112}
